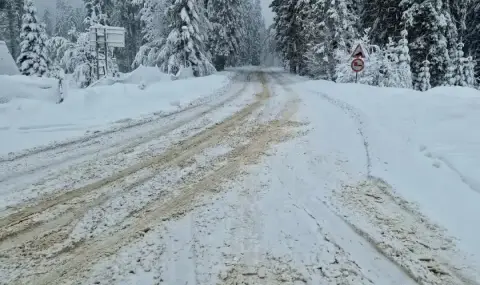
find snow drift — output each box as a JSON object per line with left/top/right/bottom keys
{"left": 0, "top": 41, "right": 19, "bottom": 76}
{"left": 0, "top": 75, "right": 61, "bottom": 104}
{"left": 288, "top": 76, "right": 480, "bottom": 268}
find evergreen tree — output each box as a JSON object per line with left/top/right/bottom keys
{"left": 157, "top": 0, "right": 215, "bottom": 76}
{"left": 16, "top": 0, "right": 49, "bottom": 77}
{"left": 249, "top": 0, "right": 264, "bottom": 65}
{"left": 0, "top": 0, "right": 23, "bottom": 59}
{"left": 464, "top": 56, "right": 476, "bottom": 87}
{"left": 465, "top": 0, "right": 480, "bottom": 78}
{"left": 110, "top": 0, "right": 142, "bottom": 72}
{"left": 361, "top": 0, "right": 402, "bottom": 45}
{"left": 303, "top": 0, "right": 329, "bottom": 78}
{"left": 416, "top": 59, "right": 431, "bottom": 91}
{"left": 42, "top": 10, "right": 53, "bottom": 36}
{"left": 132, "top": 0, "right": 170, "bottom": 68}
{"left": 401, "top": 0, "right": 455, "bottom": 88}
{"left": 378, "top": 37, "right": 399, "bottom": 87}
{"left": 270, "top": 0, "right": 308, "bottom": 74}
{"left": 397, "top": 29, "right": 413, "bottom": 88}
{"left": 84, "top": 0, "right": 110, "bottom": 26}
{"left": 207, "top": 0, "right": 242, "bottom": 70}
{"left": 55, "top": 0, "right": 85, "bottom": 38}
{"left": 453, "top": 43, "right": 467, "bottom": 86}
{"left": 325, "top": 0, "right": 358, "bottom": 80}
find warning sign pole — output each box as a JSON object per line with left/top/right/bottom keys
{"left": 351, "top": 57, "right": 364, "bottom": 83}
{"left": 350, "top": 43, "right": 367, "bottom": 83}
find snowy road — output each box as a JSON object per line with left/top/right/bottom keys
{"left": 1, "top": 70, "right": 479, "bottom": 285}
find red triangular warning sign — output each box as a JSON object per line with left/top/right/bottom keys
{"left": 351, "top": 44, "right": 367, "bottom": 58}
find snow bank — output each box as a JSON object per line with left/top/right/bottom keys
{"left": 0, "top": 75, "right": 60, "bottom": 103}
{"left": 0, "top": 41, "right": 19, "bottom": 76}
{"left": 293, "top": 78, "right": 480, "bottom": 264}
{"left": 89, "top": 65, "right": 172, "bottom": 88}
{"left": 0, "top": 72, "right": 232, "bottom": 154}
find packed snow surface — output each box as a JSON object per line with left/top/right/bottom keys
{"left": 0, "top": 69, "right": 478, "bottom": 285}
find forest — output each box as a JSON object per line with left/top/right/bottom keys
{"left": 0, "top": 0, "right": 479, "bottom": 91}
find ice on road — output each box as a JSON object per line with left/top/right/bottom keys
{"left": 0, "top": 69, "right": 479, "bottom": 285}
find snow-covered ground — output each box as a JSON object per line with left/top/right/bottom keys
{"left": 0, "top": 68, "right": 479, "bottom": 285}
{"left": 0, "top": 68, "right": 233, "bottom": 155}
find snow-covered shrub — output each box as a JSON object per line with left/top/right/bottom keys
{"left": 138, "top": 80, "right": 147, "bottom": 90}
{"left": 62, "top": 32, "right": 96, "bottom": 88}
{"left": 46, "top": 36, "right": 73, "bottom": 70}
{"left": 304, "top": 43, "right": 330, "bottom": 80}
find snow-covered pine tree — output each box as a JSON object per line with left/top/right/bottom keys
{"left": 16, "top": 0, "right": 49, "bottom": 77}
{"left": 55, "top": 0, "right": 72, "bottom": 37}
{"left": 324, "top": 0, "right": 358, "bottom": 81}
{"left": 110, "top": 0, "right": 142, "bottom": 72}
{"left": 157, "top": 0, "right": 215, "bottom": 76}
{"left": 270, "top": 0, "right": 306, "bottom": 73}
{"left": 55, "top": 0, "right": 85, "bottom": 40}
{"left": 132, "top": 0, "right": 170, "bottom": 68}
{"left": 401, "top": 0, "right": 455, "bottom": 88}
{"left": 464, "top": 56, "right": 476, "bottom": 87}
{"left": 416, "top": 59, "right": 431, "bottom": 91}
{"left": 42, "top": 9, "right": 53, "bottom": 36}
{"left": 396, "top": 29, "right": 413, "bottom": 88}
{"left": 465, "top": 0, "right": 480, "bottom": 78}
{"left": 361, "top": 0, "right": 403, "bottom": 45}
{"left": 84, "top": 0, "right": 110, "bottom": 26}
{"left": 262, "top": 24, "right": 281, "bottom": 66}
{"left": 454, "top": 43, "right": 467, "bottom": 86}
{"left": 0, "top": 0, "right": 22, "bottom": 59}
{"left": 378, "top": 37, "right": 400, "bottom": 87}
{"left": 303, "top": 0, "right": 330, "bottom": 78}
{"left": 444, "top": 45, "right": 457, "bottom": 86}
{"left": 207, "top": 0, "right": 242, "bottom": 70}
{"left": 248, "top": 0, "right": 265, "bottom": 66}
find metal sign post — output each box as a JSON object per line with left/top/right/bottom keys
{"left": 89, "top": 25, "right": 125, "bottom": 80}
{"left": 350, "top": 43, "right": 367, "bottom": 83}
{"left": 351, "top": 57, "right": 364, "bottom": 83}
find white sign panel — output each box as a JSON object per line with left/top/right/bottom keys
{"left": 89, "top": 26, "right": 125, "bottom": 48}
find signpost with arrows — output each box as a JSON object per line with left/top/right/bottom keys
{"left": 351, "top": 43, "right": 367, "bottom": 83}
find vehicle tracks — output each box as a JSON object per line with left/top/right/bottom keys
{"left": 0, "top": 71, "right": 301, "bottom": 285}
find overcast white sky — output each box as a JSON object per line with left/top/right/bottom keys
{"left": 35, "top": 0, "right": 274, "bottom": 26}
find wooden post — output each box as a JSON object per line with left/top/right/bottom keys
{"left": 104, "top": 27, "right": 108, "bottom": 77}
{"left": 95, "top": 28, "right": 100, "bottom": 80}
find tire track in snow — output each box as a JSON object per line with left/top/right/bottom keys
{"left": 0, "top": 72, "right": 256, "bottom": 218}
{"left": 0, "top": 72, "right": 247, "bottom": 184}
{"left": 19, "top": 73, "right": 301, "bottom": 285}
{"left": 0, "top": 73, "right": 262, "bottom": 247}
{"left": 272, "top": 72, "right": 373, "bottom": 175}
{"left": 332, "top": 177, "right": 480, "bottom": 285}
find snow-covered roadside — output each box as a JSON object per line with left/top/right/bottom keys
{"left": 0, "top": 71, "right": 235, "bottom": 155}
{"left": 282, "top": 74, "right": 480, "bottom": 283}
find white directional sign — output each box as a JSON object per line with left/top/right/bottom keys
{"left": 89, "top": 25, "right": 125, "bottom": 48}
